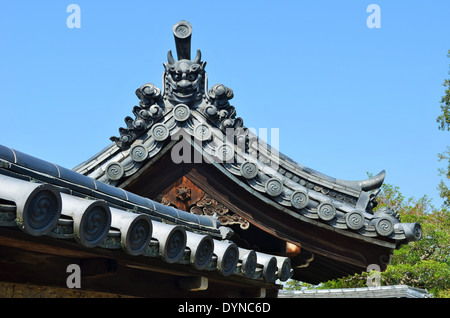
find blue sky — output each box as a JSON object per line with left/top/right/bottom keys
{"left": 1, "top": 1, "right": 449, "bottom": 207}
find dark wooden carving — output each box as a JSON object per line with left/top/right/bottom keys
{"left": 160, "top": 176, "right": 203, "bottom": 211}
{"left": 160, "top": 175, "right": 249, "bottom": 230}
{"left": 190, "top": 193, "right": 250, "bottom": 230}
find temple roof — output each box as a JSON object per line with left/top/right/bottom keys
{"left": 73, "top": 21, "right": 422, "bottom": 251}
{"left": 0, "top": 144, "right": 293, "bottom": 287}
{"left": 0, "top": 20, "right": 425, "bottom": 298}
{"left": 278, "top": 285, "right": 433, "bottom": 298}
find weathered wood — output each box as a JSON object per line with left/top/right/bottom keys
{"left": 0, "top": 228, "right": 99, "bottom": 259}
{"left": 161, "top": 176, "right": 204, "bottom": 211}
{"left": 160, "top": 175, "right": 250, "bottom": 230}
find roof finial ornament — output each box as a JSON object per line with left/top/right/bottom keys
{"left": 111, "top": 20, "right": 243, "bottom": 149}
{"left": 172, "top": 20, "right": 193, "bottom": 60}
{"left": 163, "top": 20, "right": 206, "bottom": 105}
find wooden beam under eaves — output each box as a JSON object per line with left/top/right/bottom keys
{"left": 177, "top": 276, "right": 208, "bottom": 291}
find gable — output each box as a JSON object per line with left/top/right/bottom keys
{"left": 72, "top": 20, "right": 422, "bottom": 283}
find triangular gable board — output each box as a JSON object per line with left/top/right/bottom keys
{"left": 73, "top": 21, "right": 422, "bottom": 284}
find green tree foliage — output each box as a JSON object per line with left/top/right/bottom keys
{"left": 436, "top": 50, "right": 450, "bottom": 207}
{"left": 284, "top": 183, "right": 450, "bottom": 298}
